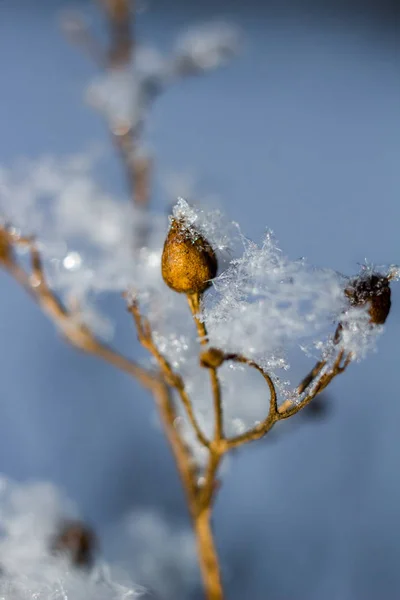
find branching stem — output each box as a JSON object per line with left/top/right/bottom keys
{"left": 0, "top": 5, "right": 359, "bottom": 599}
{"left": 0, "top": 227, "right": 354, "bottom": 600}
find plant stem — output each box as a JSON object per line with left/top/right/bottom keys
{"left": 194, "top": 508, "right": 224, "bottom": 600}
{"left": 187, "top": 293, "right": 224, "bottom": 441}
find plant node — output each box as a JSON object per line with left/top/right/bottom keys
{"left": 200, "top": 347, "right": 225, "bottom": 369}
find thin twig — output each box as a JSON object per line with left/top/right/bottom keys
{"left": 98, "top": 0, "right": 152, "bottom": 213}
{"left": 187, "top": 293, "right": 224, "bottom": 442}
{"left": 278, "top": 351, "right": 352, "bottom": 419}
{"left": 297, "top": 359, "right": 327, "bottom": 395}
{"left": 99, "top": 0, "right": 134, "bottom": 67}
{"left": 152, "top": 380, "right": 199, "bottom": 516}
{"left": 128, "top": 300, "right": 211, "bottom": 449}
{"left": 223, "top": 354, "right": 278, "bottom": 449}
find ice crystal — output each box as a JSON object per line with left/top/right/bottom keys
{"left": 204, "top": 230, "right": 347, "bottom": 369}
{"left": 173, "top": 22, "right": 241, "bottom": 73}
{"left": 0, "top": 151, "right": 167, "bottom": 331}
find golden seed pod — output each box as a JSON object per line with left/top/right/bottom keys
{"left": 345, "top": 274, "right": 391, "bottom": 325}
{"left": 161, "top": 218, "right": 218, "bottom": 294}
{"left": 52, "top": 520, "right": 96, "bottom": 568}
{"left": 200, "top": 347, "right": 225, "bottom": 369}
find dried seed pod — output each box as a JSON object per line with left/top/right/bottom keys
{"left": 52, "top": 520, "right": 96, "bottom": 568}
{"left": 162, "top": 218, "right": 217, "bottom": 294}
{"left": 345, "top": 273, "right": 391, "bottom": 325}
{"left": 200, "top": 347, "right": 225, "bottom": 369}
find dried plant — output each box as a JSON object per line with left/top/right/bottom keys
{"left": 0, "top": 2, "right": 397, "bottom": 599}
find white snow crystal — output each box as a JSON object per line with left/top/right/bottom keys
{"left": 204, "top": 229, "right": 347, "bottom": 370}
{"left": 173, "top": 22, "right": 241, "bottom": 72}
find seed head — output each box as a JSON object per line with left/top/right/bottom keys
{"left": 162, "top": 218, "right": 218, "bottom": 294}
{"left": 345, "top": 273, "right": 391, "bottom": 325}
{"left": 52, "top": 520, "right": 96, "bottom": 568}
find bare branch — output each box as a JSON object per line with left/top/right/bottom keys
{"left": 278, "top": 351, "right": 352, "bottom": 419}
{"left": 128, "top": 299, "right": 211, "bottom": 449}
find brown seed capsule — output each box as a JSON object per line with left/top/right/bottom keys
{"left": 161, "top": 218, "right": 218, "bottom": 294}
{"left": 345, "top": 273, "right": 391, "bottom": 325}
{"left": 200, "top": 347, "right": 225, "bottom": 369}
{"left": 52, "top": 520, "right": 96, "bottom": 568}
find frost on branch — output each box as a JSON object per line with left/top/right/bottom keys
{"left": 86, "top": 21, "right": 240, "bottom": 135}
{"left": 172, "top": 22, "right": 241, "bottom": 74}
{"left": 0, "top": 151, "right": 166, "bottom": 337}
{"left": 86, "top": 46, "right": 168, "bottom": 135}
{"left": 130, "top": 199, "right": 397, "bottom": 440}
{"left": 204, "top": 234, "right": 398, "bottom": 370}
{"left": 0, "top": 478, "right": 140, "bottom": 600}
{"left": 204, "top": 230, "right": 346, "bottom": 370}
{"left": 0, "top": 147, "right": 396, "bottom": 438}
{"left": 146, "top": 200, "right": 398, "bottom": 444}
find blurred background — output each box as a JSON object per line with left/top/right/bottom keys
{"left": 0, "top": 0, "right": 399, "bottom": 598}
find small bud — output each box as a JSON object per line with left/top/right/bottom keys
{"left": 162, "top": 218, "right": 217, "bottom": 294}
{"left": 345, "top": 273, "right": 391, "bottom": 325}
{"left": 52, "top": 520, "right": 96, "bottom": 568}
{"left": 200, "top": 347, "right": 225, "bottom": 369}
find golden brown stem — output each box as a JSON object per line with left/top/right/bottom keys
{"left": 200, "top": 445, "right": 225, "bottom": 509}
{"left": 296, "top": 359, "right": 327, "bottom": 395}
{"left": 128, "top": 300, "right": 210, "bottom": 449}
{"left": 194, "top": 508, "right": 224, "bottom": 600}
{"left": 152, "top": 381, "right": 199, "bottom": 516}
{"left": 129, "top": 298, "right": 225, "bottom": 598}
{"left": 187, "top": 293, "right": 224, "bottom": 441}
{"left": 97, "top": 0, "right": 152, "bottom": 215}
{"left": 221, "top": 350, "right": 350, "bottom": 448}
{"left": 155, "top": 379, "right": 224, "bottom": 599}
{"left": 99, "top": 0, "right": 134, "bottom": 66}
{"left": 113, "top": 133, "right": 152, "bottom": 211}
{"left": 223, "top": 354, "right": 277, "bottom": 448}
{"left": 278, "top": 351, "right": 351, "bottom": 419}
